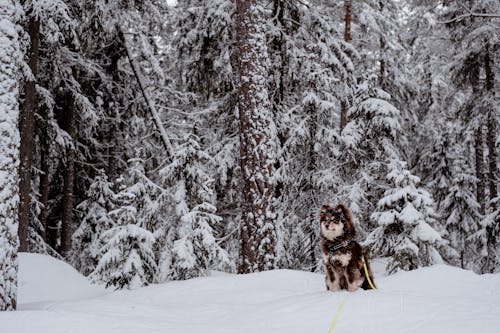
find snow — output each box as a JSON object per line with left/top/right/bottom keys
{"left": 1, "top": 254, "right": 499, "bottom": 332}
{"left": 17, "top": 253, "right": 104, "bottom": 304}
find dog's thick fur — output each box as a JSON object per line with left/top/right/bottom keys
{"left": 320, "top": 203, "right": 376, "bottom": 292}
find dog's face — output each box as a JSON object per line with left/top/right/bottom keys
{"left": 319, "top": 204, "right": 355, "bottom": 241}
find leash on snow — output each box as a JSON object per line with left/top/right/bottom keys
{"left": 362, "top": 255, "right": 377, "bottom": 290}
{"left": 327, "top": 299, "right": 344, "bottom": 333}
{"left": 327, "top": 256, "right": 376, "bottom": 332}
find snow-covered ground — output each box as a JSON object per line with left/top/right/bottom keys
{"left": 1, "top": 253, "right": 499, "bottom": 333}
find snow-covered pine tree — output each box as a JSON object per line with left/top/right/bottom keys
{"left": 440, "top": 155, "right": 480, "bottom": 269}
{"left": 72, "top": 171, "right": 115, "bottom": 276}
{"left": 364, "top": 159, "right": 448, "bottom": 274}
{"left": 0, "top": 0, "right": 21, "bottom": 311}
{"left": 160, "top": 136, "right": 231, "bottom": 280}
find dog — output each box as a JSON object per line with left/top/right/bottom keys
{"left": 319, "top": 203, "right": 376, "bottom": 292}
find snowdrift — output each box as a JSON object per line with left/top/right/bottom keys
{"left": 0, "top": 253, "right": 498, "bottom": 333}
{"left": 18, "top": 253, "right": 105, "bottom": 305}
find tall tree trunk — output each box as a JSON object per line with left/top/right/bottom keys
{"left": 236, "top": 0, "right": 276, "bottom": 273}
{"left": 340, "top": 0, "right": 352, "bottom": 132}
{"left": 306, "top": 82, "right": 318, "bottom": 272}
{"left": 106, "top": 50, "right": 122, "bottom": 184}
{"left": 61, "top": 92, "right": 77, "bottom": 259}
{"left": 0, "top": 0, "right": 21, "bottom": 310}
{"left": 484, "top": 40, "right": 497, "bottom": 273}
{"left": 18, "top": 16, "right": 40, "bottom": 252}
{"left": 485, "top": 41, "right": 497, "bottom": 210}
{"left": 39, "top": 106, "right": 50, "bottom": 243}
{"left": 378, "top": 1, "right": 385, "bottom": 88}
{"left": 475, "top": 126, "right": 486, "bottom": 215}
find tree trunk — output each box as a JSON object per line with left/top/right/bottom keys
{"left": 236, "top": 0, "right": 276, "bottom": 273}
{"left": 475, "top": 127, "right": 486, "bottom": 215}
{"left": 18, "top": 16, "right": 40, "bottom": 252}
{"left": 340, "top": 0, "right": 352, "bottom": 132}
{"left": 485, "top": 41, "right": 497, "bottom": 210}
{"left": 61, "top": 92, "right": 77, "bottom": 259}
{"left": 0, "top": 0, "right": 21, "bottom": 310}
{"left": 306, "top": 82, "right": 318, "bottom": 272}
{"left": 39, "top": 106, "right": 50, "bottom": 242}
{"left": 120, "top": 27, "right": 175, "bottom": 159}
{"left": 378, "top": 2, "right": 385, "bottom": 88}
{"left": 106, "top": 49, "right": 122, "bottom": 185}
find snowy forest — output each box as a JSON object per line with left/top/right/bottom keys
{"left": 0, "top": 0, "right": 498, "bottom": 313}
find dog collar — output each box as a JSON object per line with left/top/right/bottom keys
{"left": 328, "top": 239, "right": 352, "bottom": 254}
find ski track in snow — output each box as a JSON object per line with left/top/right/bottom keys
{"left": 1, "top": 253, "right": 499, "bottom": 333}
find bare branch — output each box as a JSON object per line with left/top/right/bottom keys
{"left": 439, "top": 12, "right": 500, "bottom": 24}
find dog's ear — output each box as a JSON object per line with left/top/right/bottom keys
{"left": 335, "top": 204, "right": 356, "bottom": 237}
{"left": 334, "top": 204, "right": 351, "bottom": 220}
{"left": 319, "top": 204, "right": 332, "bottom": 221}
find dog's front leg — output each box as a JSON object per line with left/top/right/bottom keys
{"left": 346, "top": 266, "right": 363, "bottom": 292}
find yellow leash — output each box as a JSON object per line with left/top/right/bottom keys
{"left": 327, "top": 299, "right": 344, "bottom": 333}
{"left": 327, "top": 256, "right": 375, "bottom": 332}
{"left": 362, "top": 255, "right": 376, "bottom": 290}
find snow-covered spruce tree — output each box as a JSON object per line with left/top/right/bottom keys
{"left": 338, "top": 76, "right": 402, "bottom": 233}
{"left": 442, "top": 0, "right": 499, "bottom": 215}
{"left": 91, "top": 224, "right": 156, "bottom": 290}
{"left": 90, "top": 164, "right": 159, "bottom": 289}
{"left": 474, "top": 198, "right": 500, "bottom": 273}
{"left": 171, "top": 0, "right": 240, "bottom": 265}
{"left": 364, "top": 159, "right": 448, "bottom": 274}
{"left": 72, "top": 171, "right": 115, "bottom": 276}
{"left": 160, "top": 136, "right": 231, "bottom": 280}
{"left": 440, "top": 156, "right": 481, "bottom": 269}
{"left": 0, "top": 0, "right": 21, "bottom": 311}
{"left": 271, "top": 1, "right": 356, "bottom": 270}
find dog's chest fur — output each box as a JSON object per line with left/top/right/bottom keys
{"left": 321, "top": 240, "right": 364, "bottom": 292}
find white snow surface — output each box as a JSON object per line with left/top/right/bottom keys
{"left": 1, "top": 253, "right": 499, "bottom": 333}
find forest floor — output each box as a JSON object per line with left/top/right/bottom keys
{"left": 1, "top": 253, "right": 499, "bottom": 333}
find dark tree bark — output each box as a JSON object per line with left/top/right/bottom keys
{"left": 106, "top": 48, "right": 122, "bottom": 185}
{"left": 475, "top": 126, "right": 486, "bottom": 215}
{"left": 306, "top": 81, "right": 318, "bottom": 272}
{"left": 38, "top": 107, "right": 49, "bottom": 242}
{"left": 485, "top": 41, "right": 497, "bottom": 210}
{"left": 340, "top": 0, "right": 352, "bottom": 132}
{"left": 18, "top": 16, "right": 40, "bottom": 252}
{"left": 236, "top": 0, "right": 276, "bottom": 273}
{"left": 61, "top": 92, "right": 77, "bottom": 259}
{"left": 378, "top": 1, "right": 386, "bottom": 88}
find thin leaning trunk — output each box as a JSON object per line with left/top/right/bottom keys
{"left": 119, "top": 26, "right": 175, "bottom": 159}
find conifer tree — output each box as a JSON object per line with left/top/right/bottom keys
{"left": 160, "top": 136, "right": 231, "bottom": 280}
{"left": 364, "top": 159, "right": 448, "bottom": 274}
{"left": 440, "top": 156, "right": 480, "bottom": 269}
{"left": 235, "top": 0, "right": 277, "bottom": 273}
{"left": 0, "top": 0, "right": 21, "bottom": 311}
{"left": 72, "top": 171, "right": 115, "bottom": 275}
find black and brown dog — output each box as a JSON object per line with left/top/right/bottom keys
{"left": 320, "top": 203, "right": 376, "bottom": 292}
